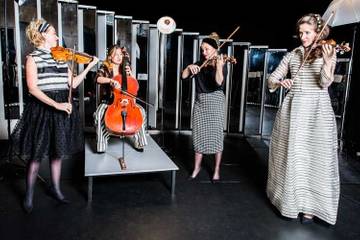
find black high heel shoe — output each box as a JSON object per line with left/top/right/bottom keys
{"left": 188, "top": 168, "right": 201, "bottom": 181}
{"left": 48, "top": 187, "right": 70, "bottom": 204}
{"left": 22, "top": 199, "right": 33, "bottom": 214}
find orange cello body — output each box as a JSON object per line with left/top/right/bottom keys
{"left": 104, "top": 74, "right": 143, "bottom": 136}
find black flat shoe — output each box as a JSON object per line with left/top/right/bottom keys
{"left": 188, "top": 176, "right": 196, "bottom": 181}
{"left": 134, "top": 147, "right": 144, "bottom": 152}
{"left": 23, "top": 199, "right": 33, "bottom": 214}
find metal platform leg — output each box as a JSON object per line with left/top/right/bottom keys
{"left": 88, "top": 176, "right": 93, "bottom": 202}
{"left": 171, "top": 170, "right": 176, "bottom": 199}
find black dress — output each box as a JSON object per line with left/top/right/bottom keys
{"left": 11, "top": 48, "right": 83, "bottom": 162}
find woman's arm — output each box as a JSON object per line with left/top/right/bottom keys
{"left": 215, "top": 55, "right": 225, "bottom": 86}
{"left": 181, "top": 64, "right": 200, "bottom": 79}
{"left": 26, "top": 56, "right": 72, "bottom": 114}
{"left": 68, "top": 57, "right": 99, "bottom": 88}
{"left": 268, "top": 52, "right": 292, "bottom": 92}
{"left": 320, "top": 44, "right": 336, "bottom": 88}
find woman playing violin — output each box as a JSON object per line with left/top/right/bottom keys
{"left": 94, "top": 44, "right": 147, "bottom": 154}
{"left": 181, "top": 32, "right": 226, "bottom": 183}
{"left": 11, "top": 18, "right": 98, "bottom": 213}
{"left": 266, "top": 13, "right": 339, "bottom": 225}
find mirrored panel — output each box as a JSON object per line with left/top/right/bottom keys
{"left": 228, "top": 43, "right": 250, "bottom": 133}
{"left": 96, "top": 11, "right": 114, "bottom": 106}
{"left": 329, "top": 58, "right": 351, "bottom": 137}
{"left": 41, "top": 0, "right": 58, "bottom": 28}
{"left": 261, "top": 50, "right": 287, "bottom": 138}
{"left": 161, "top": 30, "right": 182, "bottom": 130}
{"left": 244, "top": 46, "right": 268, "bottom": 135}
{"left": 78, "top": 6, "right": 97, "bottom": 129}
{"left": 179, "top": 33, "right": 198, "bottom": 130}
{"left": 60, "top": 2, "right": 77, "bottom": 51}
{"left": 115, "top": 16, "right": 132, "bottom": 53}
{"left": 0, "top": 0, "right": 18, "bottom": 120}
{"left": 132, "top": 21, "right": 149, "bottom": 121}
{"left": 18, "top": 0, "right": 37, "bottom": 105}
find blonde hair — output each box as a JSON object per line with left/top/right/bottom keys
{"left": 25, "top": 19, "right": 49, "bottom": 47}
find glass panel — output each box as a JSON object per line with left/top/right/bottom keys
{"left": 106, "top": 15, "right": 114, "bottom": 49}
{"left": 245, "top": 47, "right": 267, "bottom": 135}
{"left": 61, "top": 3, "right": 77, "bottom": 50}
{"left": 162, "top": 32, "right": 181, "bottom": 130}
{"left": 133, "top": 22, "right": 149, "bottom": 119}
{"left": 1, "top": 0, "right": 18, "bottom": 119}
{"left": 81, "top": 8, "right": 97, "bottom": 128}
{"left": 262, "top": 50, "right": 287, "bottom": 138}
{"left": 228, "top": 44, "right": 248, "bottom": 133}
{"left": 19, "top": 0, "right": 37, "bottom": 104}
{"left": 329, "top": 59, "right": 350, "bottom": 136}
{"left": 180, "top": 35, "right": 197, "bottom": 130}
{"left": 115, "top": 17, "right": 132, "bottom": 53}
{"left": 41, "top": 0, "right": 58, "bottom": 28}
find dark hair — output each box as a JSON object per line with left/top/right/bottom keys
{"left": 296, "top": 13, "right": 331, "bottom": 63}
{"left": 201, "top": 32, "right": 220, "bottom": 50}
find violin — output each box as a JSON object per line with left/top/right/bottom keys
{"left": 316, "top": 39, "right": 351, "bottom": 54}
{"left": 104, "top": 48, "right": 143, "bottom": 136}
{"left": 51, "top": 45, "right": 93, "bottom": 64}
{"left": 203, "top": 54, "right": 237, "bottom": 67}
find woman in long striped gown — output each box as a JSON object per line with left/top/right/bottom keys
{"left": 266, "top": 14, "right": 339, "bottom": 225}
{"left": 11, "top": 19, "right": 98, "bottom": 213}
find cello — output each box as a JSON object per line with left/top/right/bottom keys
{"left": 104, "top": 48, "right": 143, "bottom": 136}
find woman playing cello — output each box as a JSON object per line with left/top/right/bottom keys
{"left": 94, "top": 44, "right": 147, "bottom": 154}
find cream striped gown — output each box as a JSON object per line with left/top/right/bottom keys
{"left": 266, "top": 46, "right": 340, "bottom": 225}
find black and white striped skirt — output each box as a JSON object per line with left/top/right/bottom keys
{"left": 192, "top": 90, "right": 225, "bottom": 154}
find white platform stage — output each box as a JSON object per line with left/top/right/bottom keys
{"left": 85, "top": 135, "right": 179, "bottom": 202}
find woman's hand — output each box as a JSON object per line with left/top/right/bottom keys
{"left": 187, "top": 64, "right": 200, "bottom": 75}
{"left": 54, "top": 102, "right": 72, "bottom": 114}
{"left": 110, "top": 79, "right": 121, "bottom": 89}
{"left": 89, "top": 56, "right": 99, "bottom": 67}
{"left": 322, "top": 44, "right": 335, "bottom": 65}
{"left": 279, "top": 79, "right": 294, "bottom": 89}
{"left": 216, "top": 54, "right": 225, "bottom": 69}
{"left": 125, "top": 65, "right": 133, "bottom": 76}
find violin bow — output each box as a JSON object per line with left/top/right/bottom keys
{"left": 198, "top": 26, "right": 240, "bottom": 70}
{"left": 120, "top": 89, "right": 154, "bottom": 107}
{"left": 292, "top": 12, "right": 335, "bottom": 81}
{"left": 68, "top": 45, "right": 76, "bottom": 104}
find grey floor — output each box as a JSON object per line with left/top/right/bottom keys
{"left": 0, "top": 133, "right": 360, "bottom": 240}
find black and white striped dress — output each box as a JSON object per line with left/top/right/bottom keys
{"left": 266, "top": 46, "right": 339, "bottom": 225}
{"left": 191, "top": 63, "right": 226, "bottom": 154}
{"left": 11, "top": 48, "right": 83, "bottom": 162}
